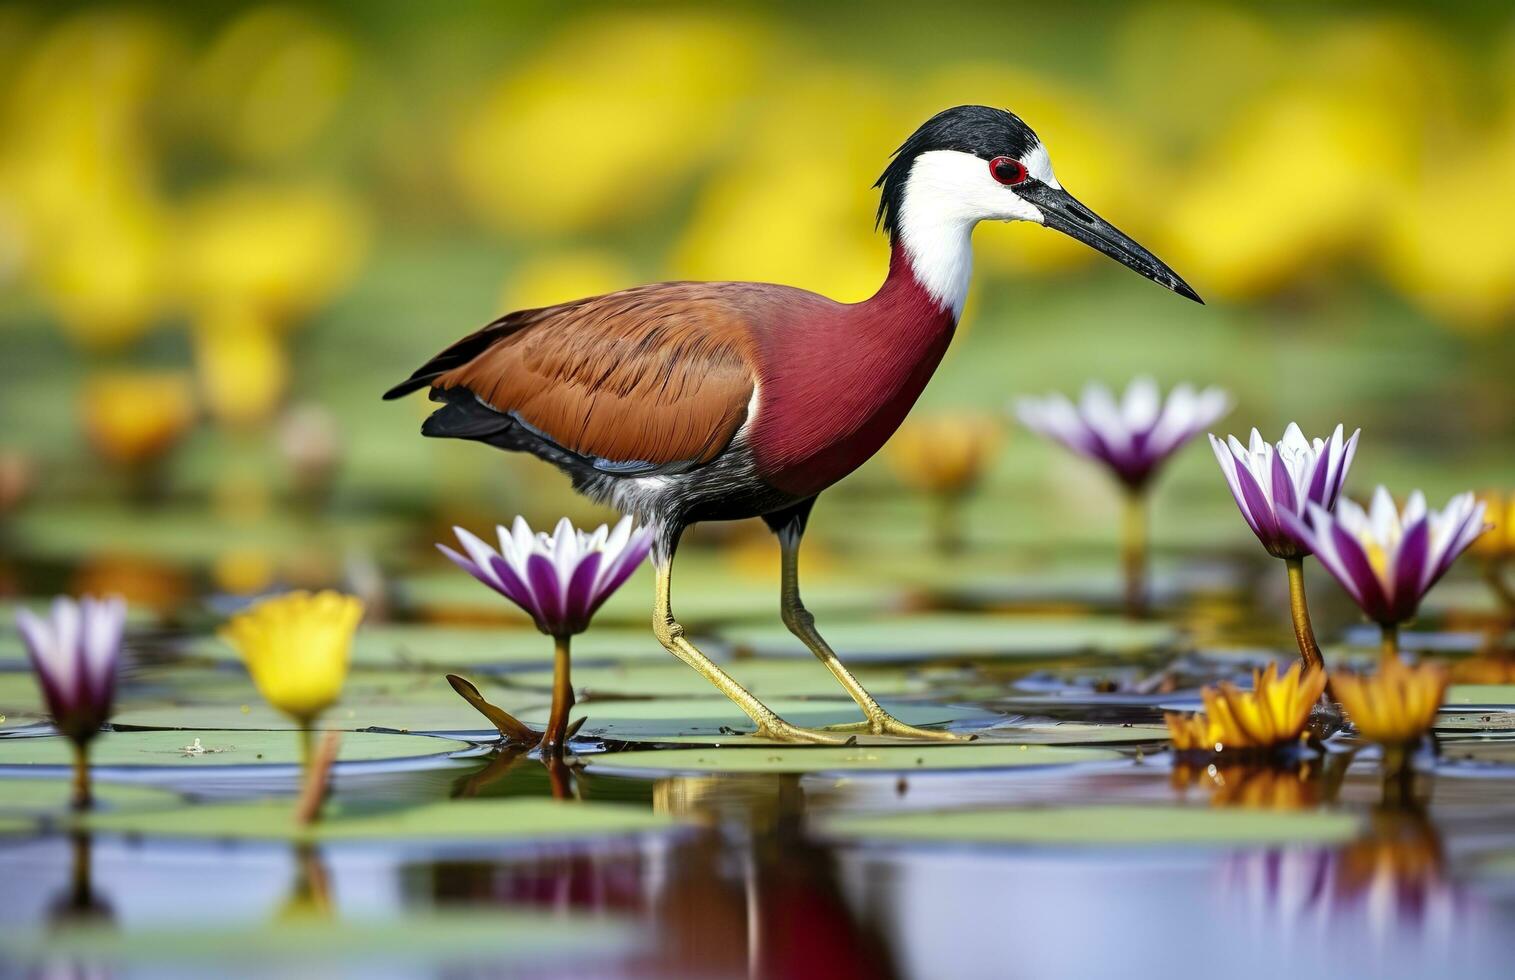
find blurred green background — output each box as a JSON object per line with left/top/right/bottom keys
{"left": 0, "top": 0, "right": 1511, "bottom": 614}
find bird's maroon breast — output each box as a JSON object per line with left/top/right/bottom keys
{"left": 746, "top": 250, "right": 957, "bottom": 499}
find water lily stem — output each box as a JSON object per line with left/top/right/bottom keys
{"left": 932, "top": 493, "right": 963, "bottom": 556}
{"left": 70, "top": 742, "right": 91, "bottom": 811}
{"left": 1121, "top": 490, "right": 1148, "bottom": 618}
{"left": 1284, "top": 557, "right": 1325, "bottom": 671}
{"left": 544, "top": 634, "right": 573, "bottom": 757}
{"left": 1482, "top": 558, "right": 1515, "bottom": 612}
{"left": 1381, "top": 624, "right": 1400, "bottom": 660}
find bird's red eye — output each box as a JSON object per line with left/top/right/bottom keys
{"left": 989, "top": 156, "right": 1028, "bottom": 185}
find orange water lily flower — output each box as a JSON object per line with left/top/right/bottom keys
{"left": 1166, "top": 662, "right": 1326, "bottom": 753}
{"left": 80, "top": 372, "right": 196, "bottom": 466}
{"left": 1331, "top": 655, "right": 1447, "bottom": 747}
{"left": 886, "top": 413, "right": 1001, "bottom": 498}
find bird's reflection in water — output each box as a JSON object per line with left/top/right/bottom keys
{"left": 653, "top": 773, "right": 901, "bottom": 980}
{"left": 418, "top": 771, "right": 900, "bottom": 978}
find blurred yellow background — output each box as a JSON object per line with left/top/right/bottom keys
{"left": 0, "top": 1, "right": 1511, "bottom": 606}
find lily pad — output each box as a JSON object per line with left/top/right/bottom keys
{"left": 979, "top": 721, "right": 1172, "bottom": 744}
{"left": 823, "top": 804, "right": 1361, "bottom": 847}
{"left": 81, "top": 796, "right": 680, "bottom": 842}
{"left": 0, "top": 911, "right": 638, "bottom": 967}
{"left": 0, "top": 730, "right": 472, "bottom": 768}
{"left": 110, "top": 695, "right": 530, "bottom": 734}
{"left": 722, "top": 614, "right": 1177, "bottom": 663}
{"left": 504, "top": 659, "right": 920, "bottom": 700}
{"left": 1446, "top": 686, "right": 1515, "bottom": 707}
{"left": 584, "top": 743, "right": 1121, "bottom": 776}
{"left": 0, "top": 778, "right": 181, "bottom": 815}
{"left": 1435, "top": 710, "right": 1515, "bottom": 733}
{"left": 521, "top": 697, "right": 999, "bottom": 744}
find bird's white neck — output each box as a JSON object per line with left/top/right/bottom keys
{"left": 892, "top": 154, "right": 986, "bottom": 318}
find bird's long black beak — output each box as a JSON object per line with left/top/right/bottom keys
{"left": 1016, "top": 182, "right": 1202, "bottom": 304}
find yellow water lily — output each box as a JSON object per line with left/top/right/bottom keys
{"left": 1331, "top": 656, "right": 1448, "bottom": 747}
{"left": 192, "top": 305, "right": 289, "bottom": 427}
{"left": 886, "top": 413, "right": 1001, "bottom": 498}
{"left": 1166, "top": 662, "right": 1326, "bottom": 753}
{"left": 1469, "top": 490, "right": 1512, "bottom": 560}
{"left": 79, "top": 372, "right": 196, "bottom": 466}
{"left": 220, "top": 591, "right": 363, "bottom": 723}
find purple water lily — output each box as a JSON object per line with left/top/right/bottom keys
{"left": 15, "top": 596, "right": 125, "bottom": 744}
{"left": 1015, "top": 377, "right": 1230, "bottom": 489}
{"left": 439, "top": 515, "right": 652, "bottom": 637}
{"left": 1211, "top": 423, "right": 1359, "bottom": 560}
{"left": 1285, "top": 487, "right": 1488, "bottom": 633}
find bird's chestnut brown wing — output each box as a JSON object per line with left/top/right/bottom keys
{"left": 423, "top": 285, "right": 758, "bottom": 469}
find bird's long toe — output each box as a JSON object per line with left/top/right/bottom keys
{"left": 755, "top": 719, "right": 858, "bottom": 745}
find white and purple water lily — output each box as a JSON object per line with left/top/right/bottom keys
{"left": 440, "top": 515, "right": 652, "bottom": 637}
{"left": 1211, "top": 423, "right": 1360, "bottom": 560}
{"left": 1015, "top": 377, "right": 1230, "bottom": 489}
{"left": 1286, "top": 487, "right": 1488, "bottom": 631}
{"left": 15, "top": 596, "right": 125, "bottom": 744}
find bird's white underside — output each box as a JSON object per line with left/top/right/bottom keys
{"left": 896, "top": 147, "right": 1055, "bottom": 317}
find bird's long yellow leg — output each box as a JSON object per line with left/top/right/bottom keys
{"left": 652, "top": 561, "right": 852, "bottom": 745}
{"left": 779, "top": 529, "right": 971, "bottom": 741}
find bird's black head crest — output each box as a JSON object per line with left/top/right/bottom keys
{"left": 874, "top": 105, "right": 1040, "bottom": 237}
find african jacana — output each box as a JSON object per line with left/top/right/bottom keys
{"left": 386, "top": 105, "right": 1201, "bottom": 743}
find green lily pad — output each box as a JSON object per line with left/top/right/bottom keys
{"left": 823, "top": 804, "right": 1361, "bottom": 847}
{"left": 181, "top": 623, "right": 675, "bottom": 669}
{"left": 1446, "top": 686, "right": 1515, "bottom": 707}
{"left": 1436, "top": 710, "right": 1515, "bottom": 733}
{"left": 0, "top": 911, "right": 638, "bottom": 966}
{"left": 521, "top": 696, "right": 998, "bottom": 744}
{"left": 986, "top": 722, "right": 1172, "bottom": 744}
{"left": 0, "top": 730, "right": 472, "bottom": 768}
{"left": 504, "top": 659, "right": 920, "bottom": 700}
{"left": 584, "top": 743, "right": 1121, "bottom": 775}
{"left": 81, "top": 796, "right": 680, "bottom": 842}
{"left": 110, "top": 701, "right": 512, "bottom": 733}
{"left": 722, "top": 614, "right": 1177, "bottom": 663}
{"left": 0, "top": 778, "right": 181, "bottom": 815}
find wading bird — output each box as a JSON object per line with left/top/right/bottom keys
{"left": 386, "top": 105, "right": 1201, "bottom": 743}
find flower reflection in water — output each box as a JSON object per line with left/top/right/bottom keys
{"left": 1223, "top": 807, "right": 1473, "bottom": 952}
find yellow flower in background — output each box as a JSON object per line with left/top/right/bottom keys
{"left": 671, "top": 67, "right": 896, "bottom": 302}
{"left": 920, "top": 65, "right": 1152, "bottom": 277}
{"left": 1111, "top": 5, "right": 1283, "bottom": 152}
{"left": 1161, "top": 85, "right": 1406, "bottom": 299}
{"left": 3, "top": 11, "right": 176, "bottom": 348}
{"left": 177, "top": 181, "right": 368, "bottom": 323}
{"left": 451, "top": 9, "right": 765, "bottom": 236}
{"left": 500, "top": 249, "right": 634, "bottom": 311}
{"left": 1332, "top": 656, "right": 1448, "bottom": 747}
{"left": 213, "top": 548, "right": 278, "bottom": 597}
{"left": 1166, "top": 662, "right": 1326, "bottom": 753}
{"left": 79, "top": 371, "right": 196, "bottom": 466}
{"left": 1378, "top": 135, "right": 1515, "bottom": 331}
{"left": 886, "top": 413, "right": 1001, "bottom": 497}
{"left": 192, "top": 305, "right": 289, "bottom": 427}
{"left": 180, "top": 6, "right": 354, "bottom": 163}
{"left": 1468, "top": 490, "right": 1513, "bottom": 560}
{"left": 220, "top": 591, "right": 363, "bottom": 722}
